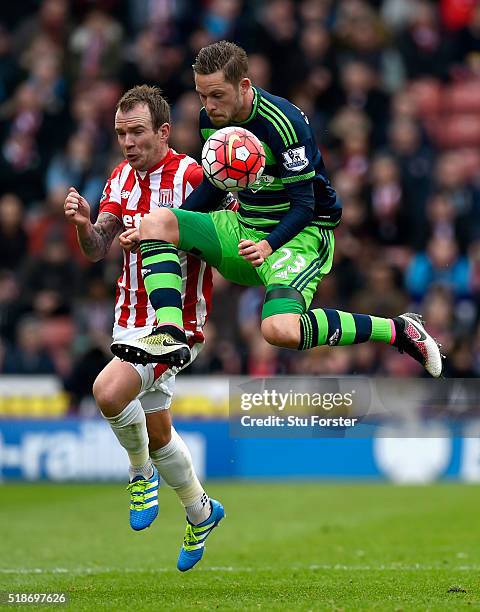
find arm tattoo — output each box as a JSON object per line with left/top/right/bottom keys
{"left": 78, "top": 213, "right": 123, "bottom": 261}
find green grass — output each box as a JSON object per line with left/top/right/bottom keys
{"left": 0, "top": 482, "right": 479, "bottom": 611}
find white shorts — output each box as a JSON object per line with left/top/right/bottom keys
{"left": 113, "top": 342, "right": 202, "bottom": 414}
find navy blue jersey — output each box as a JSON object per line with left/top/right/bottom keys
{"left": 199, "top": 86, "right": 341, "bottom": 235}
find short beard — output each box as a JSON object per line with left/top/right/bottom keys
{"left": 210, "top": 116, "right": 227, "bottom": 127}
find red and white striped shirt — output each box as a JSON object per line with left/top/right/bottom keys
{"left": 99, "top": 148, "right": 212, "bottom": 344}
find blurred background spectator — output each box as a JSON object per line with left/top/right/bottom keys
{"left": 3, "top": 0, "right": 480, "bottom": 403}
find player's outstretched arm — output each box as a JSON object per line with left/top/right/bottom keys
{"left": 263, "top": 182, "right": 315, "bottom": 252}
{"left": 64, "top": 186, "right": 122, "bottom": 262}
{"left": 237, "top": 183, "right": 315, "bottom": 268}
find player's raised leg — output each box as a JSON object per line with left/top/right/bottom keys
{"left": 261, "top": 309, "right": 442, "bottom": 377}
{"left": 144, "top": 392, "right": 225, "bottom": 572}
{"left": 258, "top": 228, "right": 443, "bottom": 377}
{"left": 111, "top": 207, "right": 252, "bottom": 367}
{"left": 110, "top": 208, "right": 191, "bottom": 367}
{"left": 93, "top": 359, "right": 159, "bottom": 531}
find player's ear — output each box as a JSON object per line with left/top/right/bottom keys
{"left": 239, "top": 78, "right": 251, "bottom": 95}
{"left": 159, "top": 122, "right": 170, "bottom": 141}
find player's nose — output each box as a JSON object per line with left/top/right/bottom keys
{"left": 125, "top": 134, "right": 135, "bottom": 147}
{"left": 206, "top": 100, "right": 216, "bottom": 113}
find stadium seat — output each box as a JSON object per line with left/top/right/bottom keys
{"left": 442, "top": 80, "right": 480, "bottom": 114}
{"left": 433, "top": 114, "right": 480, "bottom": 148}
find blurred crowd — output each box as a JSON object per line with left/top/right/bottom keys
{"left": 1, "top": 0, "right": 480, "bottom": 410}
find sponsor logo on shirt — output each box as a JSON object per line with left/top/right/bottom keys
{"left": 123, "top": 213, "right": 143, "bottom": 228}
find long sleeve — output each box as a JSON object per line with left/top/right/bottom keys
{"left": 264, "top": 182, "right": 315, "bottom": 251}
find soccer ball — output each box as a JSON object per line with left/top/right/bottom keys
{"left": 201, "top": 126, "right": 265, "bottom": 192}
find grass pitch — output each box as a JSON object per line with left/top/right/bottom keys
{"left": 0, "top": 482, "right": 479, "bottom": 611}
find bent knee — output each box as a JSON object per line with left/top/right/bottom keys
{"left": 261, "top": 316, "right": 300, "bottom": 349}
{"left": 92, "top": 377, "right": 124, "bottom": 415}
{"left": 144, "top": 207, "right": 173, "bottom": 227}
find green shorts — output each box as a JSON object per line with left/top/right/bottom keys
{"left": 172, "top": 209, "right": 334, "bottom": 317}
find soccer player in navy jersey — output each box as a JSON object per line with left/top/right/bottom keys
{"left": 111, "top": 42, "right": 442, "bottom": 379}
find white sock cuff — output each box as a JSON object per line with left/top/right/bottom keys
{"left": 104, "top": 399, "right": 144, "bottom": 427}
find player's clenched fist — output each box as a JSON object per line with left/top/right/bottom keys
{"left": 119, "top": 227, "right": 140, "bottom": 253}
{"left": 64, "top": 187, "right": 91, "bottom": 227}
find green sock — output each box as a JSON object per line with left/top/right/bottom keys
{"left": 140, "top": 239, "right": 183, "bottom": 329}
{"left": 299, "top": 308, "right": 394, "bottom": 350}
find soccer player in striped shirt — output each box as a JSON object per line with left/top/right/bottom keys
{"left": 112, "top": 42, "right": 442, "bottom": 378}
{"left": 65, "top": 85, "right": 224, "bottom": 571}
